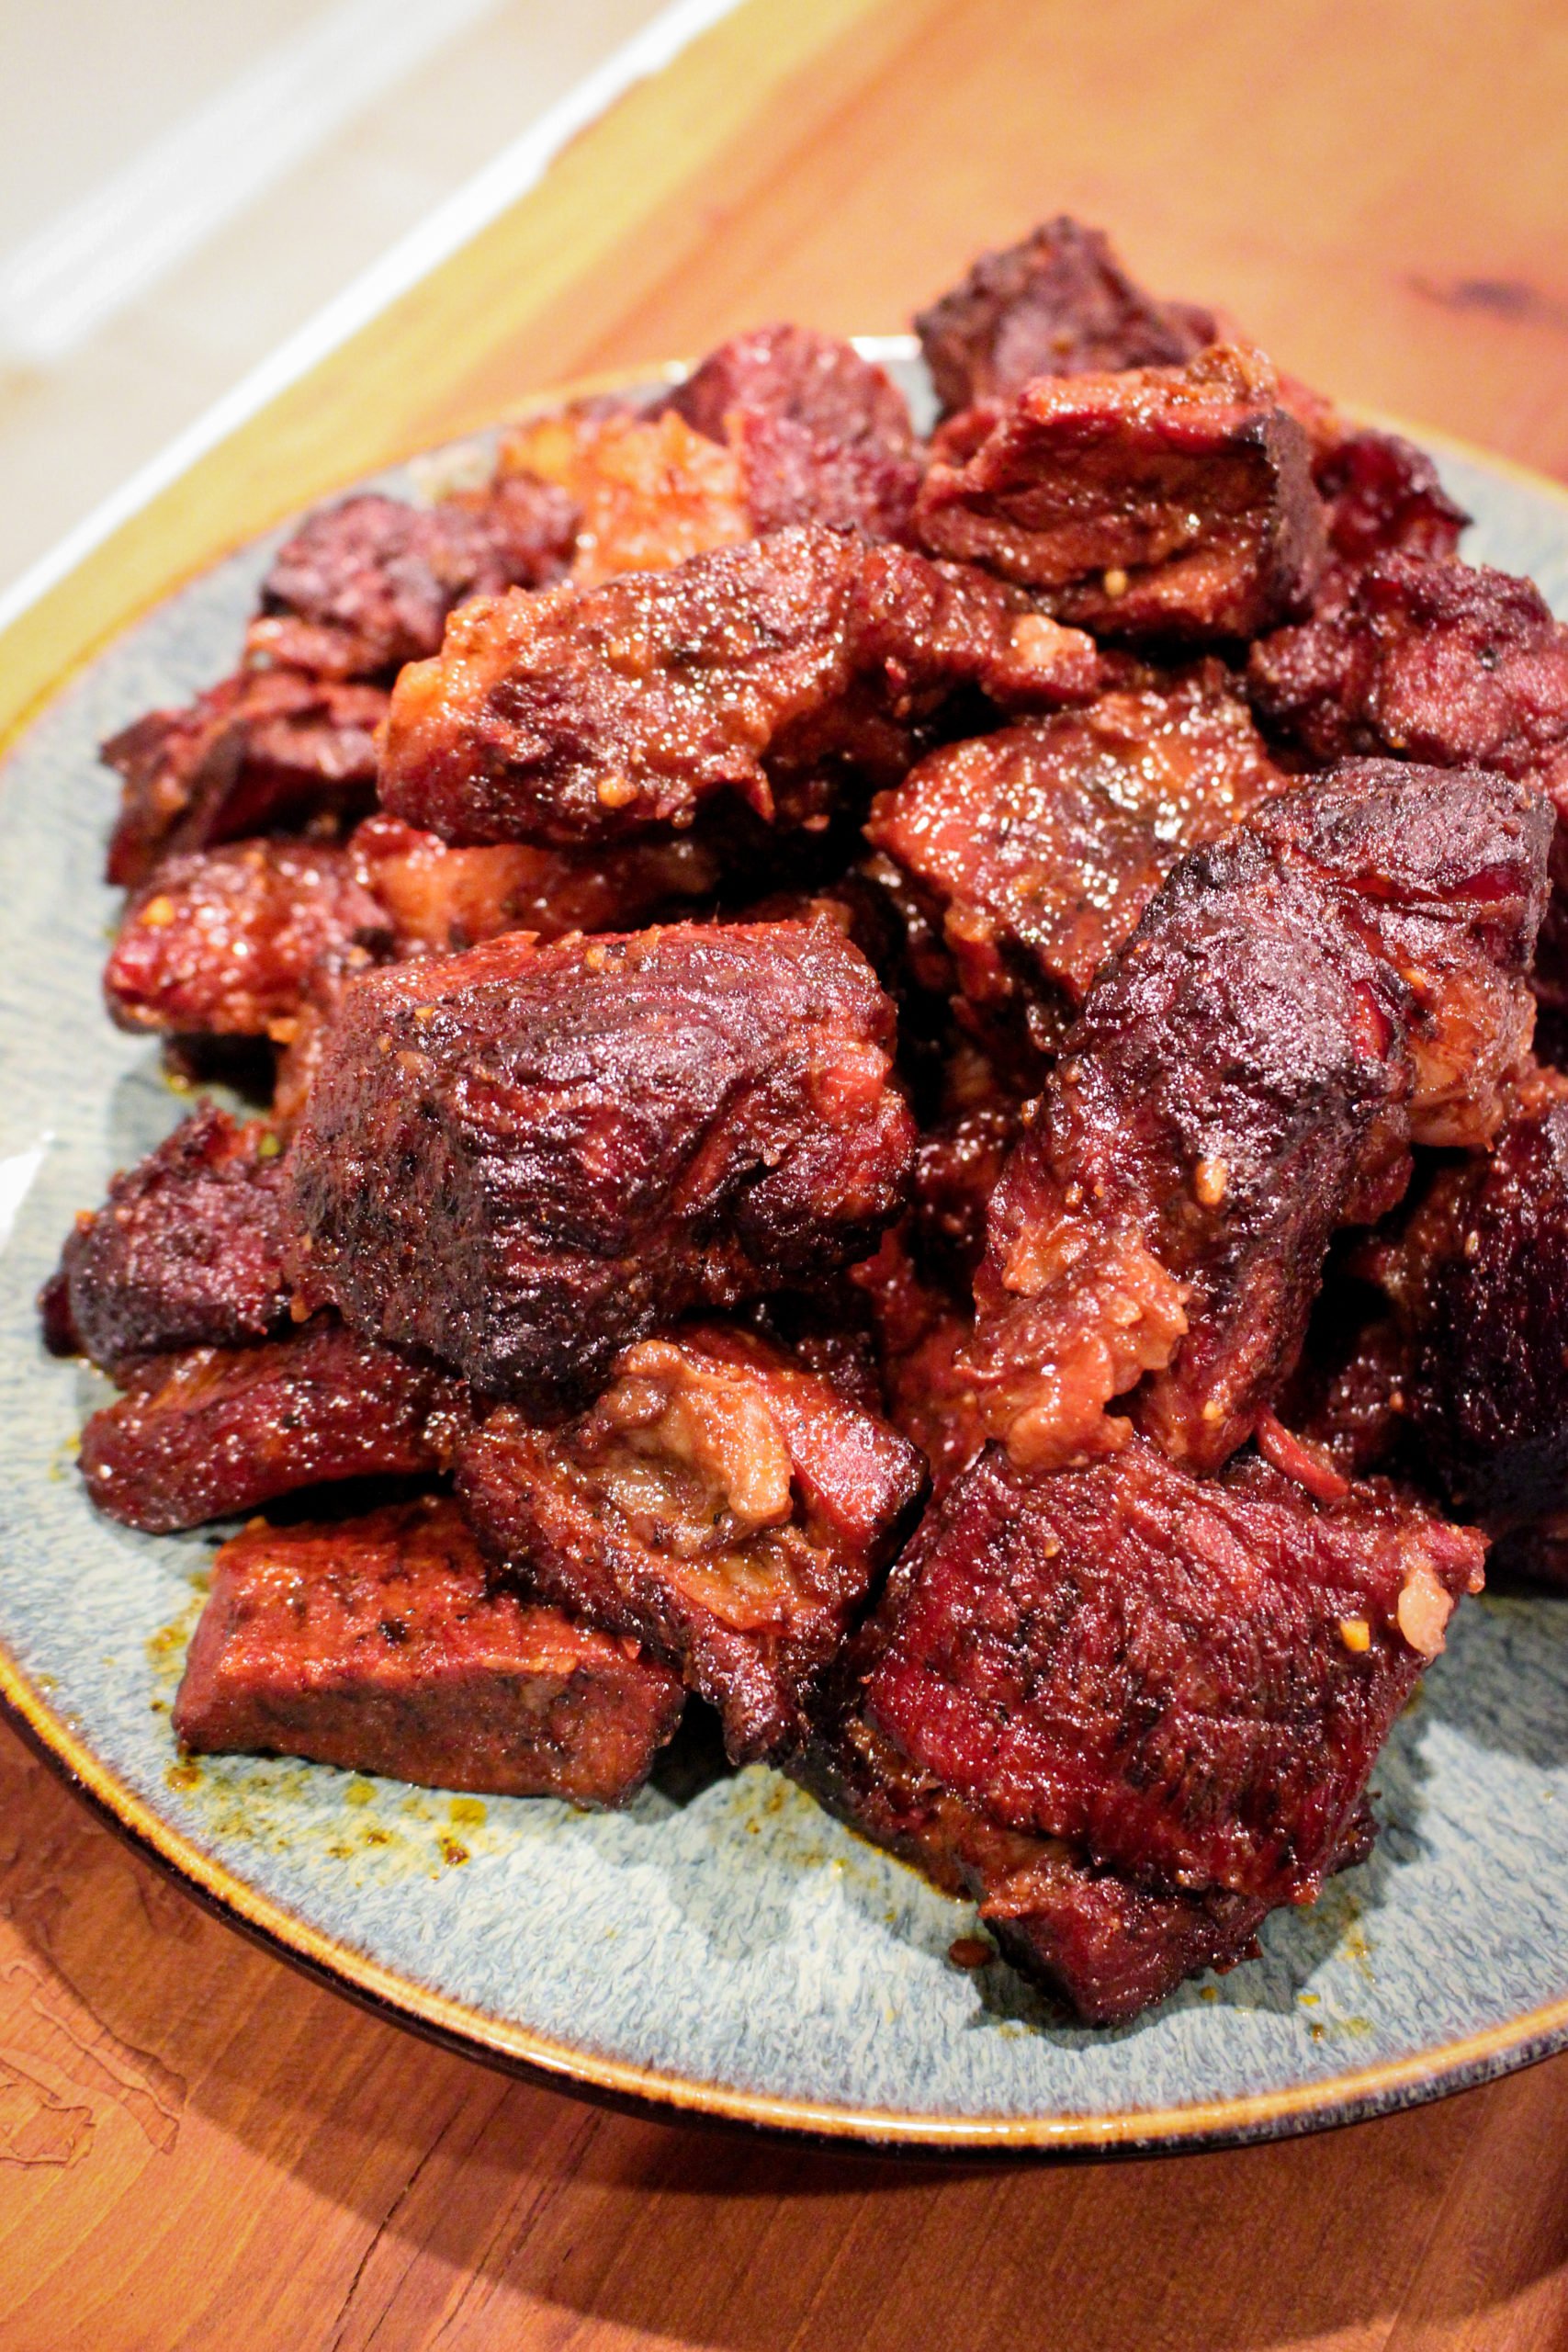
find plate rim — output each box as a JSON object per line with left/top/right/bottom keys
{"left": 6, "top": 353, "right": 1568, "bottom": 2154}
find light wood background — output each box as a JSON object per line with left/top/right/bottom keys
{"left": 5, "top": 1, "right": 1568, "bottom": 2343}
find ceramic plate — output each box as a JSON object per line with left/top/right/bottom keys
{"left": 4, "top": 345, "right": 1568, "bottom": 2154}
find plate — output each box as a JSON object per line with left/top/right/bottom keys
{"left": 4, "top": 345, "right": 1568, "bottom": 2154}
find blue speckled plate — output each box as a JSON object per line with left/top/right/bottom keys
{"left": 4, "top": 348, "right": 1568, "bottom": 2152}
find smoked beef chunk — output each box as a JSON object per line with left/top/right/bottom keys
{"left": 103, "top": 668, "right": 387, "bottom": 888}
{"left": 915, "top": 217, "right": 1218, "bottom": 418}
{"left": 103, "top": 814, "right": 726, "bottom": 1043}
{"left": 792, "top": 1696, "right": 1272, "bottom": 2025}
{"left": 967, "top": 765, "right": 1550, "bottom": 1476}
{"left": 105, "top": 839, "right": 392, "bottom": 1039}
{"left": 865, "top": 663, "right": 1285, "bottom": 1050}
{"left": 80, "top": 1319, "right": 471, "bottom": 1533}
{"left": 1247, "top": 762, "right": 1549, "bottom": 1148}
{"left": 245, "top": 484, "right": 579, "bottom": 681}
{"left": 1248, "top": 555, "right": 1568, "bottom": 777}
{"left": 667, "top": 323, "right": 923, "bottom": 540}
{"left": 864, "top": 1438, "right": 1484, "bottom": 1901}
{"left": 913, "top": 345, "right": 1325, "bottom": 641}
{"left": 42, "top": 1105, "right": 292, "bottom": 1371}
{"left": 1312, "top": 428, "right": 1469, "bottom": 571}
{"left": 284, "top": 921, "right": 916, "bottom": 1406}
{"left": 174, "top": 1497, "right": 683, "bottom": 1804}
{"left": 459, "top": 1323, "right": 924, "bottom": 1763}
{"left": 1361, "top": 1079, "right": 1568, "bottom": 1578}
{"left": 377, "top": 524, "right": 1103, "bottom": 851}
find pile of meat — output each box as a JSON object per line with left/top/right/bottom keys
{"left": 44, "top": 216, "right": 1568, "bottom": 2026}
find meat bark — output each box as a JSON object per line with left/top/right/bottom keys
{"left": 174, "top": 1496, "right": 683, "bottom": 1804}
{"left": 103, "top": 669, "right": 388, "bottom": 888}
{"left": 80, "top": 1320, "right": 471, "bottom": 1533}
{"left": 377, "top": 524, "right": 1103, "bottom": 851}
{"left": 105, "top": 840, "right": 392, "bottom": 1039}
{"left": 913, "top": 345, "right": 1325, "bottom": 641}
{"left": 1248, "top": 555, "right": 1568, "bottom": 777}
{"left": 1359, "top": 1077, "right": 1568, "bottom": 1577}
{"left": 103, "top": 815, "right": 726, "bottom": 1042}
{"left": 283, "top": 921, "right": 916, "bottom": 1406}
{"left": 41, "top": 1105, "right": 292, "bottom": 1371}
{"left": 864, "top": 1438, "right": 1483, "bottom": 1900}
{"left": 865, "top": 664, "right": 1286, "bottom": 1050}
{"left": 914, "top": 217, "right": 1218, "bottom": 418}
{"left": 244, "top": 484, "right": 578, "bottom": 681}
{"left": 459, "top": 1322, "right": 923, "bottom": 1763}
{"left": 667, "top": 323, "right": 922, "bottom": 540}
{"left": 966, "top": 764, "right": 1549, "bottom": 1476}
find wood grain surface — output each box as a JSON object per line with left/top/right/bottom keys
{"left": 5, "top": 1, "right": 1568, "bottom": 2344}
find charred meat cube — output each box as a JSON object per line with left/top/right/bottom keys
{"left": 103, "top": 668, "right": 388, "bottom": 889}
{"left": 1247, "top": 761, "right": 1549, "bottom": 1148}
{"left": 792, "top": 1700, "right": 1272, "bottom": 2024}
{"left": 105, "top": 839, "right": 392, "bottom": 1039}
{"left": 377, "top": 524, "right": 1103, "bottom": 851}
{"left": 913, "top": 345, "right": 1325, "bottom": 641}
{"left": 667, "top": 323, "right": 922, "bottom": 540}
{"left": 104, "top": 815, "right": 728, "bottom": 1046}
{"left": 1312, "top": 426, "right": 1469, "bottom": 571}
{"left": 968, "top": 765, "right": 1550, "bottom": 1475}
{"left": 244, "top": 485, "right": 579, "bottom": 681}
{"left": 79, "top": 1320, "right": 471, "bottom": 1534}
{"left": 459, "top": 1323, "right": 924, "bottom": 1763}
{"left": 864, "top": 1437, "right": 1484, "bottom": 1902}
{"left": 284, "top": 921, "right": 916, "bottom": 1406}
{"left": 1248, "top": 555, "right": 1568, "bottom": 777}
{"left": 41, "top": 1105, "right": 292, "bottom": 1372}
{"left": 914, "top": 216, "right": 1219, "bottom": 419}
{"left": 865, "top": 664, "right": 1286, "bottom": 1049}
{"left": 969, "top": 842, "right": 1406, "bottom": 1475}
{"left": 496, "top": 408, "right": 750, "bottom": 584}
{"left": 173, "top": 1496, "right": 682, "bottom": 1804}
{"left": 1359, "top": 1079, "right": 1568, "bottom": 1566}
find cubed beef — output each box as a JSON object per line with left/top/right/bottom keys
{"left": 43, "top": 1105, "right": 292, "bottom": 1371}
{"left": 1360, "top": 1077, "right": 1568, "bottom": 1555}
{"left": 283, "top": 922, "right": 916, "bottom": 1406}
{"left": 244, "top": 484, "right": 579, "bottom": 681}
{"left": 914, "top": 217, "right": 1218, "bottom": 418}
{"left": 103, "top": 669, "right": 387, "bottom": 888}
{"left": 496, "top": 409, "right": 750, "bottom": 583}
{"left": 864, "top": 1438, "right": 1484, "bottom": 1901}
{"left": 377, "top": 524, "right": 1102, "bottom": 850}
{"left": 79, "top": 1320, "right": 471, "bottom": 1533}
{"left": 865, "top": 663, "right": 1285, "bottom": 1048}
{"left": 668, "top": 323, "right": 922, "bottom": 539}
{"left": 913, "top": 345, "right": 1324, "bottom": 640}
{"left": 458, "top": 1322, "right": 924, "bottom": 1763}
{"left": 173, "top": 1496, "right": 682, "bottom": 1804}
{"left": 968, "top": 765, "right": 1549, "bottom": 1476}
{"left": 1248, "top": 555, "right": 1568, "bottom": 776}
{"left": 105, "top": 840, "right": 391, "bottom": 1038}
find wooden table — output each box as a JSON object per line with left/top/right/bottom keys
{"left": 6, "top": 1, "right": 1568, "bottom": 2341}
